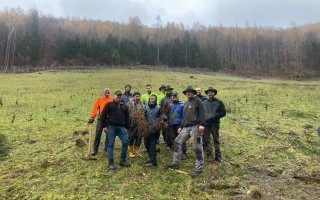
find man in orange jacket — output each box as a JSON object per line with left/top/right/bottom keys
{"left": 88, "top": 88, "right": 114, "bottom": 156}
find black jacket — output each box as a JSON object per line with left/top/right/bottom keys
{"left": 181, "top": 97, "right": 206, "bottom": 127}
{"left": 203, "top": 97, "right": 226, "bottom": 127}
{"left": 100, "top": 100, "right": 130, "bottom": 129}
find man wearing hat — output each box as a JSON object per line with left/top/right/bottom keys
{"left": 203, "top": 87, "right": 226, "bottom": 163}
{"left": 168, "top": 91, "right": 187, "bottom": 159}
{"left": 121, "top": 84, "right": 133, "bottom": 104}
{"left": 100, "top": 91, "right": 131, "bottom": 170}
{"left": 166, "top": 86, "right": 206, "bottom": 177}
{"left": 160, "top": 85, "right": 174, "bottom": 148}
{"left": 126, "top": 92, "right": 145, "bottom": 158}
{"left": 157, "top": 84, "right": 166, "bottom": 105}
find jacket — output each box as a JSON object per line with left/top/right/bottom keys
{"left": 142, "top": 92, "right": 157, "bottom": 105}
{"left": 145, "top": 104, "right": 161, "bottom": 134}
{"left": 90, "top": 96, "right": 114, "bottom": 119}
{"left": 122, "top": 92, "right": 133, "bottom": 104}
{"left": 100, "top": 100, "right": 130, "bottom": 129}
{"left": 181, "top": 97, "right": 206, "bottom": 127}
{"left": 168, "top": 101, "right": 184, "bottom": 126}
{"left": 203, "top": 97, "right": 226, "bottom": 127}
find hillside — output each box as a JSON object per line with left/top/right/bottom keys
{"left": 0, "top": 69, "right": 319, "bottom": 199}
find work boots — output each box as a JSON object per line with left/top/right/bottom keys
{"left": 128, "top": 145, "right": 136, "bottom": 158}
{"left": 119, "top": 160, "right": 131, "bottom": 167}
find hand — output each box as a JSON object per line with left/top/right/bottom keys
{"left": 198, "top": 125, "right": 204, "bottom": 134}
{"left": 103, "top": 127, "right": 108, "bottom": 133}
{"left": 87, "top": 118, "right": 94, "bottom": 124}
{"left": 177, "top": 128, "right": 182, "bottom": 134}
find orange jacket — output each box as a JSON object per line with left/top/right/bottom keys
{"left": 90, "top": 96, "right": 114, "bottom": 119}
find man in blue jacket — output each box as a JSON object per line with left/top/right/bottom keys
{"left": 203, "top": 87, "right": 226, "bottom": 163}
{"left": 168, "top": 91, "right": 187, "bottom": 159}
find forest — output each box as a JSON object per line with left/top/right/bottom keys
{"left": 1, "top": 8, "right": 320, "bottom": 76}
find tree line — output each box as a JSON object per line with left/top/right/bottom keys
{"left": 1, "top": 8, "right": 320, "bottom": 75}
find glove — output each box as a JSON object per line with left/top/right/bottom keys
{"left": 88, "top": 118, "right": 94, "bottom": 124}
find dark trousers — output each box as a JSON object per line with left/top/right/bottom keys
{"left": 128, "top": 127, "right": 142, "bottom": 147}
{"left": 203, "top": 126, "right": 221, "bottom": 158}
{"left": 170, "top": 125, "right": 187, "bottom": 153}
{"left": 93, "top": 120, "right": 107, "bottom": 154}
{"left": 164, "top": 127, "right": 173, "bottom": 148}
{"left": 144, "top": 131, "right": 160, "bottom": 165}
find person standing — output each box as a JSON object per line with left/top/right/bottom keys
{"left": 157, "top": 84, "right": 166, "bottom": 105}
{"left": 166, "top": 86, "right": 206, "bottom": 177}
{"left": 196, "top": 87, "right": 207, "bottom": 101}
{"left": 160, "top": 85, "right": 174, "bottom": 148}
{"left": 203, "top": 87, "right": 226, "bottom": 163}
{"left": 144, "top": 94, "right": 162, "bottom": 167}
{"left": 126, "top": 92, "right": 145, "bottom": 158}
{"left": 88, "top": 88, "right": 113, "bottom": 156}
{"left": 142, "top": 84, "right": 157, "bottom": 105}
{"left": 168, "top": 91, "right": 187, "bottom": 160}
{"left": 122, "top": 84, "right": 133, "bottom": 104}
{"left": 100, "top": 91, "right": 131, "bottom": 170}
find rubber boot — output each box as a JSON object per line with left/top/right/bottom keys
{"left": 134, "top": 146, "right": 142, "bottom": 157}
{"left": 128, "top": 145, "right": 136, "bottom": 158}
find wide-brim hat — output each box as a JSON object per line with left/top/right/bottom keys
{"left": 183, "top": 86, "right": 197, "bottom": 95}
{"left": 159, "top": 84, "right": 166, "bottom": 91}
{"left": 164, "top": 85, "right": 174, "bottom": 91}
{"left": 204, "top": 87, "right": 217, "bottom": 95}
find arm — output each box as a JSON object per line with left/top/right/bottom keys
{"left": 90, "top": 98, "right": 100, "bottom": 118}
{"left": 217, "top": 101, "right": 226, "bottom": 119}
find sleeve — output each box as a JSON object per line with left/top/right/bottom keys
{"left": 217, "top": 101, "right": 226, "bottom": 119}
{"left": 100, "top": 102, "right": 109, "bottom": 128}
{"left": 124, "top": 106, "right": 130, "bottom": 129}
{"left": 90, "top": 99, "right": 100, "bottom": 118}
{"left": 198, "top": 99, "right": 206, "bottom": 126}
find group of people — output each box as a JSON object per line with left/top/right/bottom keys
{"left": 88, "top": 84, "right": 226, "bottom": 177}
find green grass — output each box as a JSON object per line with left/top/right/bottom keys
{"left": 0, "top": 69, "right": 319, "bottom": 199}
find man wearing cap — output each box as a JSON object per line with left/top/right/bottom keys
{"left": 160, "top": 85, "right": 174, "bottom": 148}
{"left": 203, "top": 87, "right": 226, "bottom": 163}
{"left": 157, "top": 84, "right": 166, "bottom": 105}
{"left": 87, "top": 87, "right": 113, "bottom": 156}
{"left": 122, "top": 84, "right": 133, "bottom": 104}
{"left": 100, "top": 91, "right": 131, "bottom": 170}
{"left": 196, "top": 87, "right": 207, "bottom": 101}
{"left": 168, "top": 91, "right": 187, "bottom": 160}
{"left": 126, "top": 92, "right": 145, "bottom": 158}
{"left": 142, "top": 84, "right": 157, "bottom": 105}
{"left": 166, "top": 86, "right": 206, "bottom": 177}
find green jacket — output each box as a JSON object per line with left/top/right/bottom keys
{"left": 142, "top": 92, "right": 157, "bottom": 105}
{"left": 157, "top": 92, "right": 166, "bottom": 104}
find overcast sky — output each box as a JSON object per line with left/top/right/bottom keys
{"left": 0, "top": 0, "right": 319, "bottom": 28}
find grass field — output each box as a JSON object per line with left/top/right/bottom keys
{"left": 0, "top": 69, "right": 319, "bottom": 199}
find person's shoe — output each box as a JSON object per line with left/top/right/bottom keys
{"left": 181, "top": 153, "right": 187, "bottom": 160}
{"left": 119, "top": 160, "right": 131, "bottom": 167}
{"left": 128, "top": 145, "right": 136, "bottom": 158}
{"left": 215, "top": 156, "right": 223, "bottom": 163}
{"left": 207, "top": 154, "right": 214, "bottom": 162}
{"left": 108, "top": 164, "right": 116, "bottom": 170}
{"left": 144, "top": 159, "right": 151, "bottom": 163}
{"left": 91, "top": 152, "right": 97, "bottom": 156}
{"left": 165, "top": 163, "right": 179, "bottom": 169}
{"left": 192, "top": 170, "right": 202, "bottom": 178}
{"left": 145, "top": 163, "right": 157, "bottom": 167}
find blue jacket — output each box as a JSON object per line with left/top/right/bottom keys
{"left": 168, "top": 101, "right": 184, "bottom": 126}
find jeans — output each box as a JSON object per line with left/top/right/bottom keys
{"left": 105, "top": 125, "right": 128, "bottom": 165}
{"left": 144, "top": 131, "right": 160, "bottom": 165}
{"left": 172, "top": 126, "right": 204, "bottom": 172}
